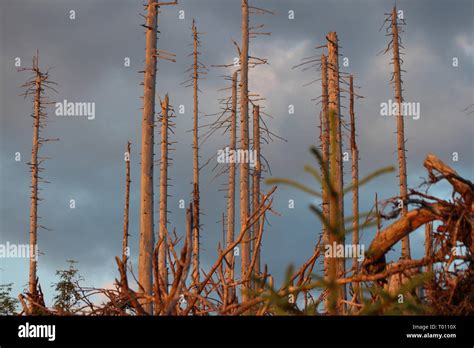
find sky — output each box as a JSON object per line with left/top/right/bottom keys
{"left": 0, "top": 0, "right": 473, "bottom": 306}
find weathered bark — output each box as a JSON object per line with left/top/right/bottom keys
{"left": 349, "top": 75, "right": 360, "bottom": 303}
{"left": 391, "top": 6, "right": 411, "bottom": 259}
{"left": 225, "top": 70, "right": 238, "bottom": 305}
{"left": 191, "top": 19, "right": 201, "bottom": 289}
{"left": 327, "top": 31, "right": 345, "bottom": 313}
{"left": 320, "top": 54, "right": 330, "bottom": 282}
{"left": 138, "top": 0, "right": 159, "bottom": 314}
{"left": 252, "top": 104, "right": 262, "bottom": 282}
{"left": 159, "top": 95, "right": 169, "bottom": 293}
{"left": 327, "top": 109, "right": 339, "bottom": 315}
{"left": 240, "top": 0, "right": 251, "bottom": 302}
{"left": 122, "top": 141, "right": 131, "bottom": 264}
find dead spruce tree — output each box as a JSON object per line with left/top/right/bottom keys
{"left": 198, "top": 67, "right": 241, "bottom": 308}
{"left": 239, "top": 0, "right": 273, "bottom": 304}
{"left": 226, "top": 71, "right": 238, "bottom": 305}
{"left": 191, "top": 19, "right": 206, "bottom": 289}
{"left": 320, "top": 54, "right": 330, "bottom": 280}
{"left": 291, "top": 49, "right": 335, "bottom": 312}
{"left": 239, "top": 0, "right": 251, "bottom": 302}
{"left": 327, "top": 31, "right": 345, "bottom": 312}
{"left": 349, "top": 75, "right": 360, "bottom": 304}
{"left": 138, "top": 0, "right": 176, "bottom": 314}
{"left": 382, "top": 6, "right": 411, "bottom": 259}
{"left": 19, "top": 51, "right": 58, "bottom": 314}
{"left": 122, "top": 141, "right": 131, "bottom": 265}
{"left": 158, "top": 95, "right": 173, "bottom": 293}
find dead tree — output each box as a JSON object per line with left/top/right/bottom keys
{"left": 192, "top": 19, "right": 203, "bottom": 288}
{"left": 327, "top": 31, "right": 345, "bottom": 312}
{"left": 122, "top": 141, "right": 131, "bottom": 265}
{"left": 158, "top": 95, "right": 171, "bottom": 293}
{"left": 349, "top": 75, "right": 360, "bottom": 303}
{"left": 291, "top": 48, "right": 337, "bottom": 312}
{"left": 19, "top": 52, "right": 58, "bottom": 314}
{"left": 238, "top": 0, "right": 273, "bottom": 304}
{"left": 239, "top": 0, "right": 251, "bottom": 302}
{"left": 138, "top": 0, "right": 176, "bottom": 314}
{"left": 251, "top": 104, "right": 262, "bottom": 282}
{"left": 363, "top": 154, "right": 473, "bottom": 268}
{"left": 320, "top": 54, "right": 330, "bottom": 281}
{"left": 383, "top": 6, "right": 411, "bottom": 259}
{"left": 225, "top": 70, "right": 238, "bottom": 305}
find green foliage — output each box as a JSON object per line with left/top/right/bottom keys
{"left": 266, "top": 110, "right": 394, "bottom": 240}
{"left": 252, "top": 265, "right": 318, "bottom": 315}
{"left": 359, "top": 273, "right": 433, "bottom": 315}
{"left": 264, "top": 111, "right": 395, "bottom": 315}
{"left": 0, "top": 283, "right": 18, "bottom": 315}
{"left": 51, "top": 260, "right": 84, "bottom": 313}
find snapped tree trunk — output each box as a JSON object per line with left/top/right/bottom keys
{"left": 225, "top": 70, "right": 238, "bottom": 306}
{"left": 240, "top": 0, "right": 251, "bottom": 303}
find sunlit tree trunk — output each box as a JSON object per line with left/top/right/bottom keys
{"left": 240, "top": 0, "right": 251, "bottom": 302}
{"left": 391, "top": 7, "right": 411, "bottom": 259}
{"left": 138, "top": 0, "right": 158, "bottom": 314}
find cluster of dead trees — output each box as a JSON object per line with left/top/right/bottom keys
{"left": 16, "top": 2, "right": 472, "bottom": 316}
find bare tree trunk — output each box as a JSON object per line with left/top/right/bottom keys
{"left": 327, "top": 31, "right": 345, "bottom": 313}
{"left": 320, "top": 54, "right": 330, "bottom": 282}
{"left": 391, "top": 6, "right": 411, "bottom": 259}
{"left": 191, "top": 19, "right": 201, "bottom": 289}
{"left": 327, "top": 108, "right": 339, "bottom": 315}
{"left": 240, "top": 0, "right": 251, "bottom": 302}
{"left": 349, "top": 75, "right": 359, "bottom": 304}
{"left": 28, "top": 55, "right": 41, "bottom": 312}
{"left": 159, "top": 95, "right": 169, "bottom": 293}
{"left": 138, "top": 0, "right": 158, "bottom": 314}
{"left": 252, "top": 104, "right": 262, "bottom": 284}
{"left": 225, "top": 70, "right": 238, "bottom": 305}
{"left": 122, "top": 141, "right": 131, "bottom": 264}
{"left": 20, "top": 52, "right": 57, "bottom": 314}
